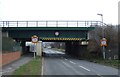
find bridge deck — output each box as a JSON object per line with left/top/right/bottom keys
{"left": 1, "top": 21, "right": 99, "bottom": 41}
{"left": 2, "top": 27, "right": 95, "bottom": 31}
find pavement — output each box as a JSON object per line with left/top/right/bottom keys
{"left": 43, "top": 48, "right": 119, "bottom": 77}
{"left": 1, "top": 53, "right": 33, "bottom": 76}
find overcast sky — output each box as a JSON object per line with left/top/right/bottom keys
{"left": 0, "top": 0, "right": 119, "bottom": 25}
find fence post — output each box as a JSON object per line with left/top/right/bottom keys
{"left": 26, "top": 21, "right": 28, "bottom": 27}
{"left": 36, "top": 21, "right": 38, "bottom": 27}
{"left": 3, "top": 21, "right": 4, "bottom": 27}
{"left": 56, "top": 21, "right": 58, "bottom": 27}
{"left": 8, "top": 21, "right": 9, "bottom": 27}
{"left": 46, "top": 21, "right": 48, "bottom": 27}
{"left": 77, "top": 21, "right": 78, "bottom": 27}
{"left": 67, "top": 21, "right": 68, "bottom": 27}
{"left": 17, "top": 21, "right": 18, "bottom": 27}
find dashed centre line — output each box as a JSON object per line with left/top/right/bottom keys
{"left": 78, "top": 65, "right": 90, "bottom": 72}
{"left": 69, "top": 61, "right": 76, "bottom": 64}
{"left": 62, "top": 58, "right": 104, "bottom": 76}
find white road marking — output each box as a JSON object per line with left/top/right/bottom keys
{"left": 79, "top": 65, "right": 90, "bottom": 72}
{"left": 62, "top": 61, "right": 84, "bottom": 75}
{"left": 69, "top": 61, "right": 76, "bottom": 64}
{"left": 41, "top": 57, "right": 44, "bottom": 75}
{"left": 97, "top": 74, "right": 103, "bottom": 77}
{"left": 62, "top": 61, "right": 71, "bottom": 68}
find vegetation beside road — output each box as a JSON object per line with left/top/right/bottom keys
{"left": 88, "top": 59, "right": 119, "bottom": 68}
{"left": 13, "top": 57, "right": 42, "bottom": 75}
{"left": 87, "top": 25, "right": 118, "bottom": 59}
{"left": 2, "top": 37, "right": 21, "bottom": 53}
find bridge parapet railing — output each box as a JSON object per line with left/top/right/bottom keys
{"left": 0, "top": 21, "right": 104, "bottom": 27}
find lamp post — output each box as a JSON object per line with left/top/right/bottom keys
{"left": 97, "top": 13, "right": 106, "bottom": 59}
{"left": 97, "top": 14, "right": 103, "bottom": 26}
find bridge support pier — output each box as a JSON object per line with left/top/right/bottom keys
{"left": 71, "top": 41, "right": 81, "bottom": 58}
{"left": 36, "top": 41, "right": 42, "bottom": 57}
{"left": 65, "top": 41, "right": 79, "bottom": 56}
{"left": 21, "top": 41, "right": 27, "bottom": 55}
{"left": 65, "top": 41, "right": 85, "bottom": 58}
{"left": 65, "top": 42, "right": 72, "bottom": 55}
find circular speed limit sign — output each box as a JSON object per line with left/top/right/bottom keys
{"left": 31, "top": 35, "right": 38, "bottom": 43}
{"left": 100, "top": 38, "right": 107, "bottom": 46}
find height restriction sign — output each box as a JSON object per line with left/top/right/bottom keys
{"left": 100, "top": 38, "right": 107, "bottom": 46}
{"left": 31, "top": 35, "right": 38, "bottom": 43}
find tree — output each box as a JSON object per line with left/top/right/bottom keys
{"left": 87, "top": 25, "right": 118, "bottom": 59}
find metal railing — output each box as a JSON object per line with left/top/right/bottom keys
{"left": 0, "top": 21, "right": 104, "bottom": 27}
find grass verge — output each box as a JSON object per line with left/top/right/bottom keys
{"left": 88, "top": 59, "right": 119, "bottom": 69}
{"left": 12, "top": 57, "right": 42, "bottom": 75}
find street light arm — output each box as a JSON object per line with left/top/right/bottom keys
{"left": 97, "top": 14, "right": 103, "bottom": 16}
{"left": 97, "top": 13, "right": 103, "bottom": 23}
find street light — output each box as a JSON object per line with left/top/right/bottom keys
{"left": 97, "top": 14, "right": 103, "bottom": 27}
{"left": 97, "top": 13, "right": 104, "bottom": 37}
{"left": 97, "top": 13, "right": 106, "bottom": 59}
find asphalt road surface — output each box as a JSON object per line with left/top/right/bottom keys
{"left": 43, "top": 48, "right": 119, "bottom": 77}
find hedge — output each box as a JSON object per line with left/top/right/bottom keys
{"left": 2, "top": 37, "right": 21, "bottom": 53}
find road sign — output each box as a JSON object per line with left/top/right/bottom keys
{"left": 31, "top": 35, "right": 38, "bottom": 43}
{"left": 55, "top": 32, "right": 59, "bottom": 36}
{"left": 31, "top": 35, "right": 38, "bottom": 58}
{"left": 100, "top": 38, "right": 107, "bottom": 46}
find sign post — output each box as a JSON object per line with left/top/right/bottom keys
{"left": 31, "top": 35, "right": 38, "bottom": 58}
{"left": 100, "top": 38, "right": 107, "bottom": 59}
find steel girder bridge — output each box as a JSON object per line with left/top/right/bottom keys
{"left": 1, "top": 20, "right": 104, "bottom": 57}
